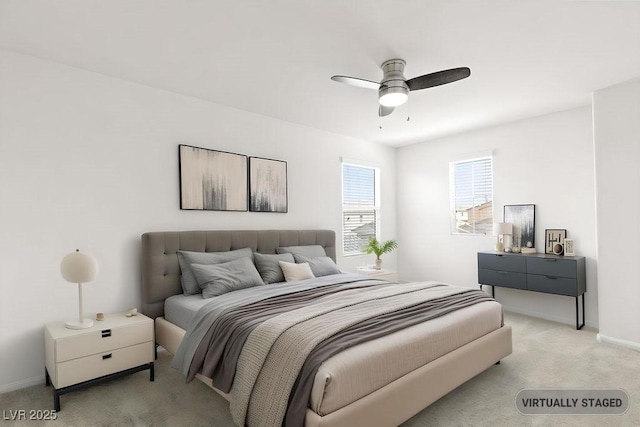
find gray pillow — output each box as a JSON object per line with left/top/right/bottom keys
{"left": 276, "top": 245, "right": 327, "bottom": 258}
{"left": 293, "top": 254, "right": 342, "bottom": 277}
{"left": 253, "top": 252, "right": 295, "bottom": 284}
{"left": 190, "top": 257, "right": 264, "bottom": 299}
{"left": 177, "top": 248, "right": 254, "bottom": 295}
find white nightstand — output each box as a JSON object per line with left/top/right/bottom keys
{"left": 44, "top": 311, "right": 154, "bottom": 411}
{"left": 356, "top": 267, "right": 399, "bottom": 282}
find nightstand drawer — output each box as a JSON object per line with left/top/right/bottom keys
{"left": 478, "top": 269, "right": 527, "bottom": 290}
{"left": 526, "top": 257, "right": 576, "bottom": 278}
{"left": 527, "top": 274, "right": 578, "bottom": 296}
{"left": 477, "top": 253, "right": 526, "bottom": 273}
{"left": 55, "top": 341, "right": 153, "bottom": 388}
{"left": 56, "top": 322, "right": 153, "bottom": 362}
{"left": 356, "top": 268, "right": 399, "bottom": 282}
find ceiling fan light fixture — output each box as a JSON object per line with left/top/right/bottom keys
{"left": 379, "top": 86, "right": 409, "bottom": 107}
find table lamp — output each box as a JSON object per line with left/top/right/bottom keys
{"left": 60, "top": 249, "right": 98, "bottom": 329}
{"left": 493, "top": 223, "right": 513, "bottom": 252}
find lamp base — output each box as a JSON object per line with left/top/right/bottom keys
{"left": 65, "top": 318, "right": 94, "bottom": 330}
{"left": 495, "top": 241, "right": 504, "bottom": 252}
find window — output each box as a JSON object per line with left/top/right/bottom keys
{"left": 342, "top": 162, "right": 380, "bottom": 255}
{"left": 449, "top": 156, "right": 493, "bottom": 235}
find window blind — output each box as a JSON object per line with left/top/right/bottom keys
{"left": 449, "top": 156, "right": 493, "bottom": 235}
{"left": 342, "top": 163, "right": 379, "bottom": 255}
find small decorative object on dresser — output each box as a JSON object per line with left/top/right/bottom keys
{"left": 545, "top": 229, "right": 567, "bottom": 254}
{"left": 362, "top": 237, "right": 398, "bottom": 269}
{"left": 60, "top": 249, "right": 99, "bottom": 330}
{"left": 493, "top": 222, "right": 512, "bottom": 252}
{"left": 44, "top": 312, "right": 154, "bottom": 411}
{"left": 564, "top": 239, "right": 576, "bottom": 256}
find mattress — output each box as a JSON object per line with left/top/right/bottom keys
{"left": 164, "top": 294, "right": 210, "bottom": 330}
{"left": 164, "top": 286, "right": 503, "bottom": 416}
{"left": 310, "top": 299, "right": 502, "bottom": 415}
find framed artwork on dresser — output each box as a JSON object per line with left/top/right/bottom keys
{"left": 503, "top": 204, "right": 535, "bottom": 249}
{"left": 545, "top": 229, "right": 567, "bottom": 254}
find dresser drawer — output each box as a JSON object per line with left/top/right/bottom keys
{"left": 477, "top": 253, "right": 526, "bottom": 273}
{"left": 478, "top": 269, "right": 527, "bottom": 290}
{"left": 526, "top": 257, "right": 576, "bottom": 278}
{"left": 55, "top": 341, "right": 153, "bottom": 388}
{"left": 527, "top": 274, "right": 578, "bottom": 296}
{"left": 56, "top": 321, "right": 153, "bottom": 362}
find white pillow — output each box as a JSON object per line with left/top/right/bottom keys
{"left": 278, "top": 261, "right": 315, "bottom": 282}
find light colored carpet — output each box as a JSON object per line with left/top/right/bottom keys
{"left": 1, "top": 312, "right": 639, "bottom": 426}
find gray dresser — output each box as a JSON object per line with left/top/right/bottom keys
{"left": 477, "top": 251, "right": 586, "bottom": 329}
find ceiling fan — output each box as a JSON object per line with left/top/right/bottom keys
{"left": 331, "top": 59, "right": 470, "bottom": 117}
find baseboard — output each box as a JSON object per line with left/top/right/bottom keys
{"left": 0, "top": 375, "right": 45, "bottom": 394}
{"left": 596, "top": 333, "right": 640, "bottom": 352}
{"left": 501, "top": 305, "right": 597, "bottom": 330}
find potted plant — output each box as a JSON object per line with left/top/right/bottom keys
{"left": 363, "top": 237, "right": 398, "bottom": 270}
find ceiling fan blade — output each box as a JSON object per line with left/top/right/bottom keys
{"left": 379, "top": 105, "right": 395, "bottom": 117}
{"left": 406, "top": 67, "right": 471, "bottom": 91}
{"left": 331, "top": 75, "right": 380, "bottom": 90}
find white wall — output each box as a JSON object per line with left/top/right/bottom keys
{"left": 396, "top": 106, "right": 597, "bottom": 327}
{"left": 593, "top": 77, "right": 640, "bottom": 350}
{"left": 0, "top": 49, "right": 396, "bottom": 392}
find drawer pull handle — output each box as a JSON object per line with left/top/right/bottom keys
{"left": 102, "top": 353, "right": 112, "bottom": 360}
{"left": 101, "top": 329, "right": 111, "bottom": 338}
{"left": 546, "top": 275, "right": 557, "bottom": 280}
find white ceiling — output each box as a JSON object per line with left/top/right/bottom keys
{"left": 1, "top": 1, "right": 639, "bottom": 147}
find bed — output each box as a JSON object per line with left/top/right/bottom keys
{"left": 141, "top": 229, "right": 512, "bottom": 427}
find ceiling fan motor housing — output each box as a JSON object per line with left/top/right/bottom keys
{"left": 379, "top": 59, "right": 409, "bottom": 107}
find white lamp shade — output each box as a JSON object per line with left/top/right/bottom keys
{"left": 61, "top": 250, "right": 98, "bottom": 283}
{"left": 493, "top": 222, "right": 513, "bottom": 236}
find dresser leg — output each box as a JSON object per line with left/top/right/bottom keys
{"left": 576, "top": 295, "right": 585, "bottom": 330}
{"left": 150, "top": 362, "right": 155, "bottom": 382}
{"left": 45, "top": 369, "right": 50, "bottom": 387}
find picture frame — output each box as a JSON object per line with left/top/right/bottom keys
{"left": 503, "top": 204, "right": 535, "bottom": 249}
{"left": 179, "top": 144, "right": 248, "bottom": 211}
{"left": 545, "top": 229, "right": 567, "bottom": 254}
{"left": 564, "top": 238, "right": 576, "bottom": 256}
{"left": 249, "top": 157, "right": 288, "bottom": 213}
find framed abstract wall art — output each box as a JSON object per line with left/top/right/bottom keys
{"left": 179, "top": 145, "right": 248, "bottom": 211}
{"left": 249, "top": 157, "right": 288, "bottom": 213}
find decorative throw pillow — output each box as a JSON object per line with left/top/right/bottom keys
{"left": 293, "top": 254, "right": 342, "bottom": 277}
{"left": 278, "top": 261, "right": 315, "bottom": 282}
{"left": 253, "top": 252, "right": 295, "bottom": 284}
{"left": 177, "top": 248, "right": 254, "bottom": 295}
{"left": 190, "top": 257, "right": 264, "bottom": 299}
{"left": 276, "top": 245, "right": 327, "bottom": 258}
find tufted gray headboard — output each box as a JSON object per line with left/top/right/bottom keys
{"left": 140, "top": 229, "right": 336, "bottom": 319}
